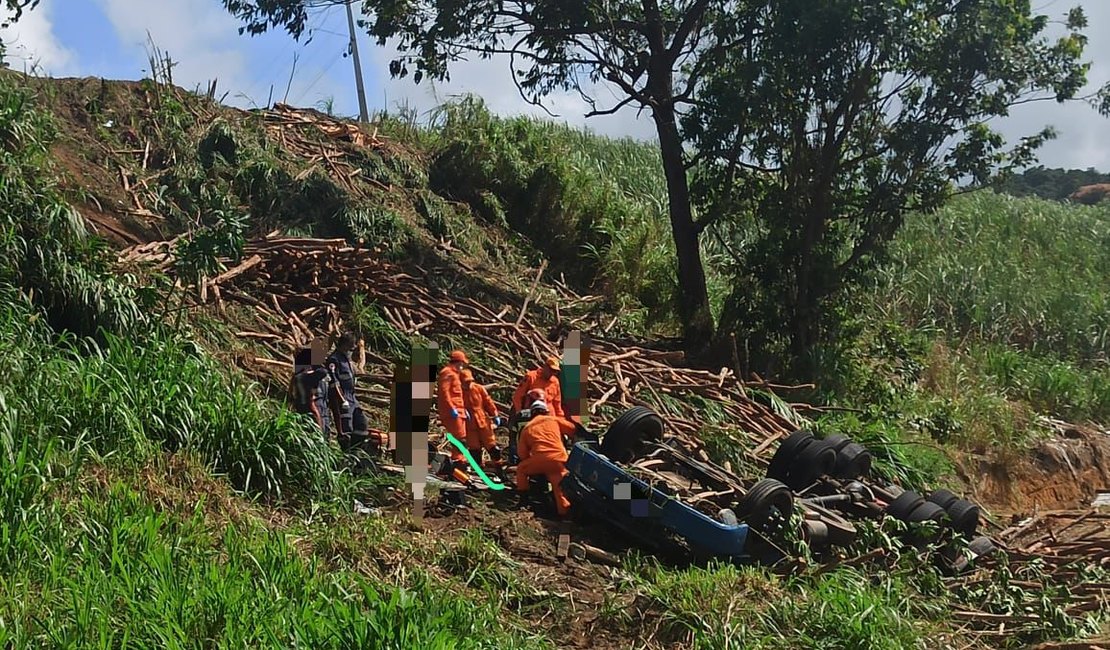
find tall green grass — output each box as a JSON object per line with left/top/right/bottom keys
{"left": 421, "top": 96, "right": 682, "bottom": 329}
{"left": 861, "top": 191, "right": 1110, "bottom": 426}
{"left": 876, "top": 191, "right": 1110, "bottom": 364}
{"left": 0, "top": 76, "right": 146, "bottom": 338}
{"left": 0, "top": 452, "right": 549, "bottom": 648}
{"left": 0, "top": 289, "right": 340, "bottom": 500}
{"left": 613, "top": 559, "right": 936, "bottom": 650}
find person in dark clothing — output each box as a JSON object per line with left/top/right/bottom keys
{"left": 326, "top": 332, "right": 368, "bottom": 441}
{"left": 290, "top": 338, "right": 332, "bottom": 437}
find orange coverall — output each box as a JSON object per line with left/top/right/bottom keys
{"left": 516, "top": 414, "right": 577, "bottom": 515}
{"left": 512, "top": 370, "right": 564, "bottom": 418}
{"left": 437, "top": 365, "right": 468, "bottom": 459}
{"left": 462, "top": 379, "right": 499, "bottom": 452}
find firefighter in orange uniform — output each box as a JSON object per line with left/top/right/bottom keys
{"left": 515, "top": 399, "right": 577, "bottom": 517}
{"left": 512, "top": 356, "right": 564, "bottom": 418}
{"left": 460, "top": 369, "right": 503, "bottom": 465}
{"left": 437, "top": 349, "right": 469, "bottom": 462}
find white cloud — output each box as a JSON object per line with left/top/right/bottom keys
{"left": 94, "top": 0, "right": 254, "bottom": 97}
{"left": 990, "top": 1, "right": 1110, "bottom": 171}
{"left": 0, "top": 2, "right": 77, "bottom": 75}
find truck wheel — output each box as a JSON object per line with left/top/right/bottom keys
{"left": 823, "top": 434, "right": 852, "bottom": 453}
{"left": 739, "top": 478, "right": 794, "bottom": 534}
{"left": 906, "top": 500, "right": 947, "bottom": 524}
{"left": 968, "top": 535, "right": 997, "bottom": 558}
{"left": 785, "top": 439, "right": 837, "bottom": 490}
{"left": 833, "top": 442, "right": 872, "bottom": 479}
{"left": 599, "top": 406, "right": 664, "bottom": 463}
{"left": 886, "top": 490, "right": 925, "bottom": 521}
{"left": 945, "top": 499, "right": 981, "bottom": 537}
{"left": 926, "top": 488, "right": 959, "bottom": 510}
{"left": 767, "top": 430, "right": 815, "bottom": 481}
{"left": 904, "top": 501, "right": 948, "bottom": 542}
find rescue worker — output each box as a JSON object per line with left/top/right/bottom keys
{"left": 326, "top": 332, "right": 368, "bottom": 441}
{"left": 512, "top": 356, "right": 565, "bottom": 418}
{"left": 506, "top": 387, "right": 544, "bottom": 465}
{"left": 515, "top": 399, "right": 578, "bottom": 517}
{"left": 460, "top": 369, "right": 503, "bottom": 465}
{"left": 437, "top": 349, "right": 470, "bottom": 462}
{"left": 290, "top": 339, "right": 332, "bottom": 438}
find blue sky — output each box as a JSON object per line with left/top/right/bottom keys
{"left": 2, "top": 0, "right": 1108, "bottom": 170}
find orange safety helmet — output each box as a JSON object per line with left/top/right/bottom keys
{"left": 460, "top": 369, "right": 474, "bottom": 383}
{"left": 449, "top": 349, "right": 469, "bottom": 364}
{"left": 544, "top": 355, "right": 561, "bottom": 371}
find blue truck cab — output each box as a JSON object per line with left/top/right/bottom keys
{"left": 562, "top": 441, "right": 754, "bottom": 559}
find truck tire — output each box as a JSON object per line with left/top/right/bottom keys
{"left": 906, "top": 500, "right": 947, "bottom": 524}
{"left": 599, "top": 406, "right": 664, "bottom": 463}
{"left": 785, "top": 439, "right": 837, "bottom": 490}
{"left": 833, "top": 442, "right": 872, "bottom": 479}
{"left": 886, "top": 490, "right": 925, "bottom": 521}
{"left": 823, "top": 434, "right": 852, "bottom": 453}
{"left": 968, "top": 535, "right": 997, "bottom": 558}
{"left": 738, "top": 478, "right": 794, "bottom": 534}
{"left": 767, "top": 430, "right": 815, "bottom": 481}
{"left": 926, "top": 489, "right": 959, "bottom": 510}
{"left": 945, "top": 499, "right": 981, "bottom": 537}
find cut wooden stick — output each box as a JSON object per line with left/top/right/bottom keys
{"left": 516, "top": 259, "right": 548, "bottom": 326}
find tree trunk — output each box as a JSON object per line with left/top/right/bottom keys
{"left": 652, "top": 102, "right": 714, "bottom": 351}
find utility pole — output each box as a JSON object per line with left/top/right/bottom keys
{"left": 345, "top": 0, "right": 370, "bottom": 123}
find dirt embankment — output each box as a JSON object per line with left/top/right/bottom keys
{"left": 961, "top": 423, "right": 1110, "bottom": 517}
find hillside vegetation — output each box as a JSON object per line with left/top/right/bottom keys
{"left": 1, "top": 68, "right": 1108, "bottom": 648}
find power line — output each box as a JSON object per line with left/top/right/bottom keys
{"left": 292, "top": 51, "right": 345, "bottom": 105}
{"left": 240, "top": 4, "right": 335, "bottom": 106}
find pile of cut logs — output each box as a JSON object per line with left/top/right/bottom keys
{"left": 945, "top": 509, "right": 1110, "bottom": 641}
{"left": 254, "top": 103, "right": 398, "bottom": 197}
{"left": 119, "top": 233, "right": 801, "bottom": 461}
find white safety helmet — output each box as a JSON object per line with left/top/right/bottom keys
{"left": 530, "top": 399, "right": 549, "bottom": 414}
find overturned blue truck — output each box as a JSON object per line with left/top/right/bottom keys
{"left": 556, "top": 406, "right": 995, "bottom": 569}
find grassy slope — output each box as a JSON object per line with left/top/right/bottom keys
{"left": 1, "top": 68, "right": 1107, "bottom": 648}
{"left": 812, "top": 192, "right": 1110, "bottom": 486}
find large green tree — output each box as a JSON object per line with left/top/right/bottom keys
{"left": 682, "top": 1, "right": 1109, "bottom": 374}
{"left": 222, "top": 0, "right": 763, "bottom": 351}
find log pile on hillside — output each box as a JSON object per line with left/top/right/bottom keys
{"left": 256, "top": 104, "right": 392, "bottom": 197}
{"left": 119, "top": 233, "right": 801, "bottom": 462}
{"left": 120, "top": 233, "right": 1110, "bottom": 641}
{"left": 947, "top": 509, "right": 1110, "bottom": 641}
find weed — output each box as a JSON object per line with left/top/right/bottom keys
{"left": 349, "top": 293, "right": 412, "bottom": 360}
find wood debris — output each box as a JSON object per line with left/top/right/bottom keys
{"left": 946, "top": 508, "right": 1110, "bottom": 639}
{"left": 118, "top": 233, "right": 800, "bottom": 461}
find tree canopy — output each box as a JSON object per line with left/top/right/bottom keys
{"left": 997, "top": 166, "right": 1110, "bottom": 201}
{"left": 682, "top": 0, "right": 1109, "bottom": 373}
{"left": 1, "top": 0, "right": 36, "bottom": 27}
